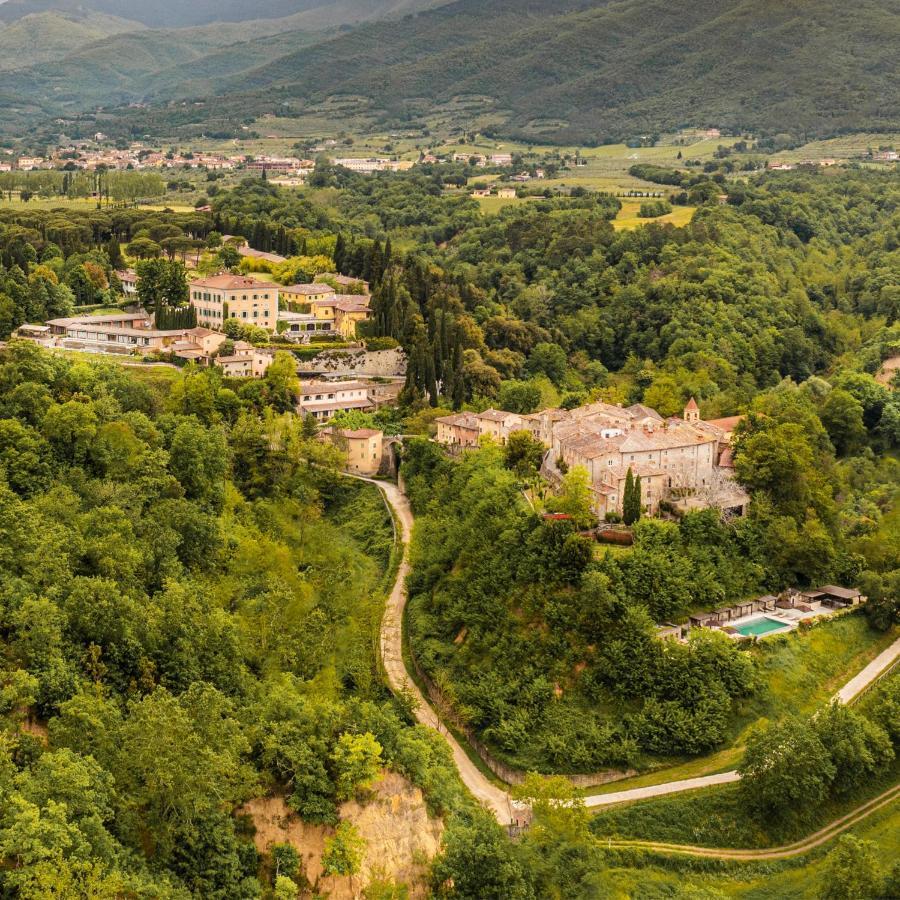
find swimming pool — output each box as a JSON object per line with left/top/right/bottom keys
{"left": 733, "top": 616, "right": 791, "bottom": 637}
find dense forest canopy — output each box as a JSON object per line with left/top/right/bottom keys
{"left": 0, "top": 343, "right": 498, "bottom": 896}
{"left": 0, "top": 158, "right": 898, "bottom": 894}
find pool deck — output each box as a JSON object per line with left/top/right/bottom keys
{"left": 723, "top": 602, "right": 837, "bottom": 639}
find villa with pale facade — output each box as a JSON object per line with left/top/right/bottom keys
{"left": 190, "top": 275, "right": 279, "bottom": 331}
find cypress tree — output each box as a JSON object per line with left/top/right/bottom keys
{"left": 451, "top": 340, "right": 465, "bottom": 409}
{"left": 425, "top": 348, "right": 438, "bottom": 406}
{"left": 622, "top": 466, "right": 641, "bottom": 525}
{"left": 333, "top": 234, "right": 346, "bottom": 273}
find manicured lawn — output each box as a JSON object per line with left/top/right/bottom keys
{"left": 613, "top": 201, "right": 696, "bottom": 230}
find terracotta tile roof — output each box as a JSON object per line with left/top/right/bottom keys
{"left": 192, "top": 275, "right": 279, "bottom": 291}
{"left": 704, "top": 415, "right": 745, "bottom": 431}
{"left": 436, "top": 413, "right": 481, "bottom": 430}
{"left": 282, "top": 283, "right": 335, "bottom": 294}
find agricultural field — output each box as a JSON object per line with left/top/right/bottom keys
{"left": 612, "top": 201, "right": 697, "bottom": 230}
{"left": 0, "top": 195, "right": 108, "bottom": 210}
{"left": 776, "top": 132, "right": 900, "bottom": 163}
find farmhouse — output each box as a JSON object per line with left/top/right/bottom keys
{"left": 298, "top": 379, "right": 374, "bottom": 420}
{"left": 319, "top": 427, "right": 384, "bottom": 475}
{"left": 116, "top": 269, "right": 138, "bottom": 295}
{"left": 214, "top": 341, "right": 275, "bottom": 378}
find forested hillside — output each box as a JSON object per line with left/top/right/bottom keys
{"left": 0, "top": 131, "right": 898, "bottom": 895}
{"left": 3, "top": 0, "right": 897, "bottom": 144}
{"left": 0, "top": 342, "right": 503, "bottom": 894}
{"left": 228, "top": 0, "right": 900, "bottom": 142}
{"left": 1, "top": 0, "right": 897, "bottom": 143}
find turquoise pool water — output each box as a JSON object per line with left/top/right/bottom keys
{"left": 733, "top": 616, "right": 790, "bottom": 637}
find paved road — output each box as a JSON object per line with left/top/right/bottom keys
{"left": 585, "top": 771, "right": 741, "bottom": 808}
{"left": 835, "top": 637, "right": 900, "bottom": 703}
{"left": 601, "top": 783, "right": 900, "bottom": 860}
{"left": 358, "top": 476, "right": 514, "bottom": 824}
{"left": 358, "top": 474, "right": 900, "bottom": 827}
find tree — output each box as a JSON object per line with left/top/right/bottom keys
{"left": 264, "top": 351, "right": 301, "bottom": 413}
{"left": 135, "top": 258, "right": 188, "bottom": 319}
{"left": 504, "top": 430, "right": 546, "bottom": 479}
{"left": 820, "top": 835, "right": 882, "bottom": 900}
{"left": 546, "top": 466, "right": 595, "bottom": 528}
{"left": 622, "top": 467, "right": 642, "bottom": 525}
{"left": 321, "top": 821, "right": 365, "bottom": 879}
{"left": 739, "top": 717, "right": 835, "bottom": 821}
{"left": 113, "top": 685, "right": 255, "bottom": 856}
{"left": 498, "top": 380, "right": 541, "bottom": 414}
{"left": 330, "top": 732, "right": 383, "bottom": 801}
{"left": 431, "top": 812, "right": 532, "bottom": 899}
{"left": 812, "top": 702, "right": 894, "bottom": 795}
{"left": 513, "top": 773, "right": 589, "bottom": 841}
{"left": 525, "top": 342, "right": 567, "bottom": 385}
{"left": 127, "top": 237, "right": 161, "bottom": 259}
{"left": 168, "top": 418, "right": 228, "bottom": 511}
{"left": 274, "top": 875, "right": 299, "bottom": 900}
{"left": 859, "top": 570, "right": 900, "bottom": 631}
{"left": 819, "top": 388, "right": 867, "bottom": 456}
{"left": 272, "top": 842, "right": 300, "bottom": 880}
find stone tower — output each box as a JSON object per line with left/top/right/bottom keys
{"left": 683, "top": 397, "right": 700, "bottom": 423}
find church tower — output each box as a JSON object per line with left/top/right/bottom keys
{"left": 683, "top": 397, "right": 700, "bottom": 423}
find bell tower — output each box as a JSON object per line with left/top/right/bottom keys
{"left": 684, "top": 397, "right": 700, "bottom": 423}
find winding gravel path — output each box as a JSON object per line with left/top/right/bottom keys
{"left": 359, "top": 474, "right": 900, "bottom": 841}
{"left": 358, "top": 476, "right": 514, "bottom": 824}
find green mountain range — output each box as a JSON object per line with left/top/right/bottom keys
{"left": 1, "top": 0, "right": 897, "bottom": 144}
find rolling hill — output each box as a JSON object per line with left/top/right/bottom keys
{"left": 0, "top": 0, "right": 452, "bottom": 28}
{"left": 0, "top": 0, "right": 897, "bottom": 144}
{"left": 0, "top": 10, "right": 144, "bottom": 69}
